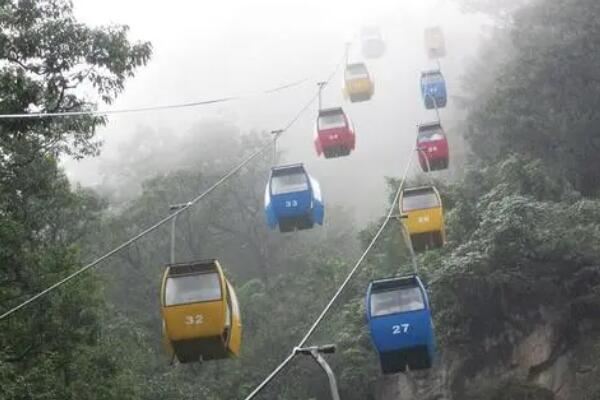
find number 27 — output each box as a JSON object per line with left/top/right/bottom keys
{"left": 392, "top": 324, "right": 409, "bottom": 334}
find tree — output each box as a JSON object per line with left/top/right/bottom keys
{"left": 0, "top": 0, "right": 151, "bottom": 162}
{"left": 461, "top": 0, "right": 600, "bottom": 196}
{"left": 0, "top": 0, "right": 151, "bottom": 398}
{"left": 458, "top": 0, "right": 533, "bottom": 23}
{"left": 84, "top": 124, "right": 363, "bottom": 400}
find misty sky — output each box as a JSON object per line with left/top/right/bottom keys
{"left": 64, "top": 0, "right": 486, "bottom": 222}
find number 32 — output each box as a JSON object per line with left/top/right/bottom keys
{"left": 185, "top": 315, "right": 203, "bottom": 325}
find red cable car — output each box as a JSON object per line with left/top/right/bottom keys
{"left": 417, "top": 122, "right": 449, "bottom": 171}
{"left": 314, "top": 107, "right": 356, "bottom": 159}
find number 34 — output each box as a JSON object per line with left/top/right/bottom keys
{"left": 392, "top": 324, "right": 409, "bottom": 334}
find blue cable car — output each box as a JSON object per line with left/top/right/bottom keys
{"left": 366, "top": 275, "right": 436, "bottom": 374}
{"left": 264, "top": 163, "right": 324, "bottom": 233}
{"left": 420, "top": 70, "right": 447, "bottom": 110}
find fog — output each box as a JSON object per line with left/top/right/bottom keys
{"left": 64, "top": 0, "right": 486, "bottom": 223}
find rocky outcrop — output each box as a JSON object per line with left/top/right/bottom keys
{"left": 375, "top": 318, "right": 600, "bottom": 400}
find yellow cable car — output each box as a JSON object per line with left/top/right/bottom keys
{"left": 343, "top": 63, "right": 374, "bottom": 102}
{"left": 399, "top": 186, "right": 445, "bottom": 252}
{"left": 160, "top": 259, "right": 241, "bottom": 363}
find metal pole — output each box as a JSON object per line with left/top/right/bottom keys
{"left": 344, "top": 42, "right": 351, "bottom": 66}
{"left": 294, "top": 345, "right": 340, "bottom": 400}
{"left": 399, "top": 222, "right": 419, "bottom": 275}
{"left": 168, "top": 203, "right": 190, "bottom": 264}
{"left": 416, "top": 146, "right": 434, "bottom": 176}
{"left": 271, "top": 129, "right": 283, "bottom": 166}
{"left": 433, "top": 96, "right": 440, "bottom": 122}
{"left": 424, "top": 93, "right": 441, "bottom": 123}
{"left": 311, "top": 350, "right": 341, "bottom": 400}
{"left": 317, "top": 81, "right": 326, "bottom": 110}
{"left": 170, "top": 215, "right": 177, "bottom": 264}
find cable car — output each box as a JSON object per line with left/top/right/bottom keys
{"left": 343, "top": 63, "right": 374, "bottom": 102}
{"left": 399, "top": 186, "right": 445, "bottom": 252}
{"left": 361, "top": 26, "right": 386, "bottom": 59}
{"left": 264, "top": 163, "right": 325, "bottom": 233}
{"left": 314, "top": 107, "right": 356, "bottom": 158}
{"left": 367, "top": 275, "right": 436, "bottom": 374}
{"left": 160, "top": 259, "right": 242, "bottom": 363}
{"left": 424, "top": 26, "right": 446, "bottom": 59}
{"left": 417, "top": 122, "right": 449, "bottom": 171}
{"left": 420, "top": 70, "right": 447, "bottom": 110}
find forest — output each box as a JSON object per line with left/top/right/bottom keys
{"left": 2, "top": 0, "right": 600, "bottom": 399}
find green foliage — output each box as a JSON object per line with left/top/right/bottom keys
{"left": 0, "top": 158, "right": 138, "bottom": 399}
{"left": 356, "top": 1, "right": 600, "bottom": 396}
{"left": 0, "top": 0, "right": 150, "bottom": 398}
{"left": 0, "top": 0, "right": 151, "bottom": 162}
{"left": 405, "top": 1, "right": 600, "bottom": 394}
{"left": 435, "top": 191, "right": 600, "bottom": 342}
{"left": 458, "top": 0, "right": 532, "bottom": 18}
{"left": 463, "top": 0, "right": 600, "bottom": 196}
{"left": 75, "top": 125, "right": 364, "bottom": 400}
{"left": 4, "top": 0, "right": 600, "bottom": 398}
